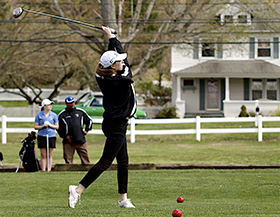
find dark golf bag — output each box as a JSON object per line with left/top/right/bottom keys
{"left": 0, "top": 151, "right": 3, "bottom": 166}
{"left": 19, "top": 131, "right": 41, "bottom": 172}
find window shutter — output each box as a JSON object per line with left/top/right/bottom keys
{"left": 249, "top": 37, "right": 255, "bottom": 59}
{"left": 217, "top": 44, "right": 223, "bottom": 59}
{"left": 244, "top": 78, "right": 250, "bottom": 100}
{"left": 199, "top": 79, "right": 205, "bottom": 110}
{"left": 273, "top": 37, "right": 279, "bottom": 59}
{"left": 220, "top": 79, "right": 225, "bottom": 110}
{"left": 193, "top": 40, "right": 199, "bottom": 59}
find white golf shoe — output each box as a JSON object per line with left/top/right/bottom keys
{"left": 68, "top": 185, "right": 80, "bottom": 208}
{"left": 118, "top": 199, "right": 136, "bottom": 208}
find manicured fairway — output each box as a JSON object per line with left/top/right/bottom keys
{"left": 0, "top": 169, "right": 279, "bottom": 217}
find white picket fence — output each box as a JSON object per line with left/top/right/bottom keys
{"left": 0, "top": 115, "right": 279, "bottom": 144}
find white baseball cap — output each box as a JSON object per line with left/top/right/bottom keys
{"left": 41, "top": 99, "right": 53, "bottom": 107}
{"left": 99, "top": 51, "right": 127, "bottom": 68}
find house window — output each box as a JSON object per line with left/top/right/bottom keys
{"left": 238, "top": 15, "right": 247, "bottom": 24}
{"left": 258, "top": 39, "right": 271, "bottom": 57}
{"left": 183, "top": 79, "right": 194, "bottom": 87}
{"left": 252, "top": 79, "right": 263, "bottom": 100}
{"left": 220, "top": 14, "right": 251, "bottom": 25}
{"left": 224, "top": 15, "right": 234, "bottom": 24}
{"left": 267, "top": 79, "right": 277, "bottom": 100}
{"left": 202, "top": 43, "right": 215, "bottom": 57}
{"left": 182, "top": 79, "right": 196, "bottom": 90}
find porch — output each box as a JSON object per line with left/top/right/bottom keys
{"left": 173, "top": 60, "right": 280, "bottom": 118}
{"left": 184, "top": 111, "right": 224, "bottom": 118}
{"left": 224, "top": 100, "right": 280, "bottom": 117}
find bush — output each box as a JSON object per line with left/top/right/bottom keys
{"left": 238, "top": 105, "right": 249, "bottom": 117}
{"left": 155, "top": 106, "right": 178, "bottom": 118}
{"left": 271, "top": 105, "right": 280, "bottom": 116}
{"left": 135, "top": 81, "right": 171, "bottom": 106}
{"left": 248, "top": 111, "right": 256, "bottom": 117}
{"left": 248, "top": 111, "right": 262, "bottom": 117}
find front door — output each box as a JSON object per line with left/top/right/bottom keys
{"left": 207, "top": 79, "right": 219, "bottom": 110}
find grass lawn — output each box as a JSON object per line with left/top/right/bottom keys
{"left": 1, "top": 121, "right": 279, "bottom": 216}
{"left": 0, "top": 101, "right": 65, "bottom": 107}
{"left": 0, "top": 120, "right": 280, "bottom": 165}
{"left": 0, "top": 101, "right": 31, "bottom": 107}
{"left": 0, "top": 122, "right": 280, "bottom": 165}
{"left": 0, "top": 132, "right": 280, "bottom": 165}
{"left": 0, "top": 170, "right": 279, "bottom": 217}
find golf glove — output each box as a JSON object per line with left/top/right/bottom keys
{"left": 44, "top": 121, "right": 52, "bottom": 126}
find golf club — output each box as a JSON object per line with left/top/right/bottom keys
{"left": 46, "top": 126, "right": 50, "bottom": 172}
{"left": 13, "top": 7, "right": 117, "bottom": 34}
{"left": 15, "top": 159, "right": 21, "bottom": 173}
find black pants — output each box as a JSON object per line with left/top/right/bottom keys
{"left": 80, "top": 118, "right": 129, "bottom": 193}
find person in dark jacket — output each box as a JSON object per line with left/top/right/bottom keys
{"left": 68, "top": 26, "right": 136, "bottom": 209}
{"left": 57, "top": 96, "right": 92, "bottom": 164}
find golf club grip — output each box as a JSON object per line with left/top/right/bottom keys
{"left": 109, "top": 28, "right": 117, "bottom": 35}
{"left": 23, "top": 8, "right": 117, "bottom": 34}
{"left": 95, "top": 26, "right": 117, "bottom": 35}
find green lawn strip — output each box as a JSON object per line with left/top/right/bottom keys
{"left": 4, "top": 121, "right": 280, "bottom": 130}
{"left": 0, "top": 101, "right": 30, "bottom": 107}
{"left": 0, "top": 170, "right": 279, "bottom": 217}
{"left": 3, "top": 121, "right": 279, "bottom": 143}
{"left": 1, "top": 133, "right": 280, "bottom": 165}
{"left": 1, "top": 121, "right": 279, "bottom": 165}
{"left": 5, "top": 122, "right": 102, "bottom": 129}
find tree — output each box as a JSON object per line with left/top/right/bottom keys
{"left": 1, "top": 0, "right": 101, "bottom": 103}
{"left": 0, "top": 0, "right": 278, "bottom": 104}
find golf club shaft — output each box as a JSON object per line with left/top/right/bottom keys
{"left": 46, "top": 127, "right": 49, "bottom": 172}
{"left": 15, "top": 159, "right": 21, "bottom": 173}
{"left": 22, "top": 8, "right": 117, "bottom": 34}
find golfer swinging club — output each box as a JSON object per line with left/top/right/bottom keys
{"left": 68, "top": 26, "right": 136, "bottom": 209}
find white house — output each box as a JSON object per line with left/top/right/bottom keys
{"left": 171, "top": 2, "right": 280, "bottom": 118}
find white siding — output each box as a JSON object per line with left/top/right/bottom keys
{"left": 171, "top": 46, "right": 206, "bottom": 73}
{"left": 171, "top": 75, "right": 177, "bottom": 105}
{"left": 223, "top": 43, "right": 249, "bottom": 59}
{"left": 181, "top": 78, "right": 200, "bottom": 113}
{"left": 230, "top": 78, "right": 244, "bottom": 100}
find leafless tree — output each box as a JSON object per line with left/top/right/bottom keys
{"left": 0, "top": 0, "right": 277, "bottom": 104}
